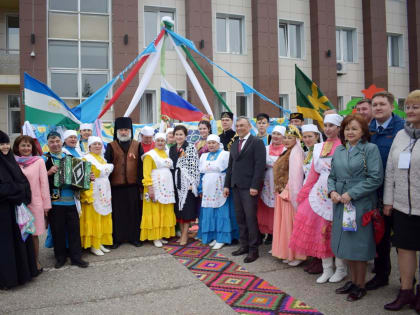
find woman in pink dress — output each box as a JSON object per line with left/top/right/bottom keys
{"left": 195, "top": 120, "right": 211, "bottom": 157}
{"left": 271, "top": 125, "right": 305, "bottom": 266}
{"left": 13, "top": 135, "right": 51, "bottom": 272}
{"left": 257, "top": 126, "right": 285, "bottom": 244}
{"left": 289, "top": 114, "right": 347, "bottom": 283}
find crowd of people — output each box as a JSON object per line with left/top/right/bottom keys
{"left": 1, "top": 90, "right": 419, "bottom": 311}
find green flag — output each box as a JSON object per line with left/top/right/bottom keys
{"left": 295, "top": 65, "right": 334, "bottom": 128}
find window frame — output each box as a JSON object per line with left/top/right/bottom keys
{"left": 139, "top": 90, "right": 156, "bottom": 124}
{"left": 336, "top": 27, "right": 357, "bottom": 63}
{"left": 235, "top": 92, "right": 253, "bottom": 117}
{"left": 143, "top": 6, "right": 176, "bottom": 49}
{"left": 6, "top": 15, "right": 19, "bottom": 54}
{"left": 216, "top": 13, "right": 246, "bottom": 55}
{"left": 8, "top": 95, "right": 21, "bottom": 135}
{"left": 47, "top": 0, "right": 112, "bottom": 106}
{"left": 278, "top": 20, "right": 304, "bottom": 59}
{"left": 337, "top": 96, "right": 344, "bottom": 112}
{"left": 387, "top": 33, "right": 404, "bottom": 67}
{"left": 214, "top": 91, "right": 227, "bottom": 119}
{"left": 279, "top": 94, "right": 289, "bottom": 118}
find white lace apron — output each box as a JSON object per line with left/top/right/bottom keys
{"left": 84, "top": 154, "right": 114, "bottom": 216}
{"left": 261, "top": 146, "right": 281, "bottom": 207}
{"left": 146, "top": 150, "right": 175, "bottom": 204}
{"left": 199, "top": 150, "right": 229, "bottom": 208}
{"left": 308, "top": 143, "right": 333, "bottom": 221}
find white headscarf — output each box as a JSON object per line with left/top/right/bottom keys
{"left": 154, "top": 132, "right": 166, "bottom": 141}
{"left": 206, "top": 134, "right": 220, "bottom": 143}
{"left": 302, "top": 124, "right": 323, "bottom": 142}
{"left": 63, "top": 130, "right": 78, "bottom": 141}
{"left": 88, "top": 136, "right": 102, "bottom": 148}
{"left": 141, "top": 126, "right": 155, "bottom": 136}
{"left": 80, "top": 123, "right": 93, "bottom": 131}
{"left": 324, "top": 114, "right": 343, "bottom": 127}
{"left": 272, "top": 125, "right": 286, "bottom": 136}
{"left": 166, "top": 127, "right": 174, "bottom": 135}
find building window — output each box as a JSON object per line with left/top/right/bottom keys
{"left": 6, "top": 16, "right": 19, "bottom": 54}
{"left": 236, "top": 93, "right": 252, "bottom": 117}
{"left": 8, "top": 95, "right": 20, "bottom": 134}
{"left": 47, "top": 0, "right": 111, "bottom": 107}
{"left": 144, "top": 7, "right": 175, "bottom": 49}
{"left": 279, "top": 94, "right": 289, "bottom": 118}
{"left": 336, "top": 28, "right": 356, "bottom": 63}
{"left": 139, "top": 91, "right": 155, "bottom": 124}
{"left": 337, "top": 96, "right": 344, "bottom": 112}
{"left": 398, "top": 98, "right": 405, "bottom": 111}
{"left": 278, "top": 21, "right": 303, "bottom": 59}
{"left": 388, "top": 34, "right": 403, "bottom": 67}
{"left": 216, "top": 14, "right": 245, "bottom": 54}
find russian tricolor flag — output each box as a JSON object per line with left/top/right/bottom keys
{"left": 161, "top": 80, "right": 204, "bottom": 121}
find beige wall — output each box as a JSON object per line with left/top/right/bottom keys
{"left": 137, "top": 0, "right": 187, "bottom": 122}
{"left": 386, "top": 0, "right": 410, "bottom": 101}
{"left": 335, "top": 0, "right": 365, "bottom": 109}
{"left": 278, "top": 0, "right": 311, "bottom": 112}
{"left": 213, "top": 0, "right": 253, "bottom": 116}
{"left": 0, "top": 87, "right": 20, "bottom": 136}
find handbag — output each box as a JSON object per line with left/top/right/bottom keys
{"left": 15, "top": 203, "right": 36, "bottom": 241}
{"left": 362, "top": 208, "right": 385, "bottom": 244}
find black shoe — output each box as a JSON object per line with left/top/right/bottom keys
{"left": 232, "top": 247, "right": 249, "bottom": 256}
{"left": 108, "top": 243, "right": 120, "bottom": 249}
{"left": 264, "top": 234, "right": 273, "bottom": 245}
{"left": 34, "top": 267, "right": 44, "bottom": 277}
{"left": 55, "top": 258, "right": 67, "bottom": 269}
{"left": 131, "top": 241, "right": 143, "bottom": 247}
{"left": 244, "top": 252, "right": 259, "bottom": 263}
{"left": 71, "top": 258, "right": 89, "bottom": 268}
{"left": 347, "top": 286, "right": 367, "bottom": 302}
{"left": 336, "top": 281, "right": 356, "bottom": 294}
{"left": 365, "top": 276, "right": 389, "bottom": 291}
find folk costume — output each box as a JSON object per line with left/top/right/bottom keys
{"left": 62, "top": 130, "right": 83, "bottom": 158}
{"left": 289, "top": 114, "right": 346, "bottom": 283}
{"left": 80, "top": 137, "right": 114, "bottom": 253}
{"left": 79, "top": 123, "right": 93, "bottom": 154}
{"left": 197, "top": 135, "right": 238, "bottom": 248}
{"left": 140, "top": 126, "right": 155, "bottom": 153}
{"left": 0, "top": 131, "right": 37, "bottom": 289}
{"left": 271, "top": 126, "right": 305, "bottom": 264}
{"left": 105, "top": 117, "right": 144, "bottom": 247}
{"left": 257, "top": 126, "right": 286, "bottom": 235}
{"left": 195, "top": 138, "right": 209, "bottom": 157}
{"left": 140, "top": 133, "right": 176, "bottom": 243}
{"left": 219, "top": 112, "right": 236, "bottom": 151}
{"left": 169, "top": 141, "right": 200, "bottom": 223}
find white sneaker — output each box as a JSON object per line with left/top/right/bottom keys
{"left": 288, "top": 260, "right": 303, "bottom": 267}
{"left": 282, "top": 259, "right": 290, "bottom": 264}
{"left": 153, "top": 240, "right": 163, "bottom": 248}
{"left": 268, "top": 250, "right": 272, "bottom": 254}
{"left": 316, "top": 268, "right": 334, "bottom": 283}
{"left": 90, "top": 247, "right": 104, "bottom": 256}
{"left": 329, "top": 268, "right": 347, "bottom": 283}
{"left": 100, "top": 245, "right": 110, "bottom": 253}
{"left": 209, "top": 240, "right": 217, "bottom": 247}
{"left": 160, "top": 239, "right": 168, "bottom": 244}
{"left": 212, "top": 242, "right": 225, "bottom": 250}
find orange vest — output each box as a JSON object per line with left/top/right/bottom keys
{"left": 109, "top": 140, "right": 140, "bottom": 186}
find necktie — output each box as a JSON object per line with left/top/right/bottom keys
{"left": 378, "top": 126, "right": 384, "bottom": 133}
{"left": 238, "top": 139, "right": 244, "bottom": 152}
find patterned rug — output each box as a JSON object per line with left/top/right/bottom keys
{"left": 163, "top": 240, "right": 322, "bottom": 315}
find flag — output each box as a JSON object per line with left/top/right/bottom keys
{"left": 71, "top": 77, "right": 117, "bottom": 123}
{"left": 24, "top": 73, "right": 80, "bottom": 129}
{"left": 161, "top": 80, "right": 204, "bottom": 122}
{"left": 295, "top": 65, "right": 334, "bottom": 128}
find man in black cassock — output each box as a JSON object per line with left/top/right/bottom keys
{"left": 105, "top": 117, "right": 144, "bottom": 248}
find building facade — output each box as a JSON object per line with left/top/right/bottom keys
{"left": 0, "top": 0, "right": 419, "bottom": 137}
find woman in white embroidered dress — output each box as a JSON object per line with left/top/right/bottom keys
{"left": 257, "top": 126, "right": 286, "bottom": 245}
{"left": 197, "top": 135, "right": 236, "bottom": 250}
{"left": 80, "top": 136, "right": 114, "bottom": 256}
{"left": 141, "top": 133, "right": 176, "bottom": 248}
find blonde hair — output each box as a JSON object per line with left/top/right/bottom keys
{"left": 405, "top": 90, "right": 420, "bottom": 105}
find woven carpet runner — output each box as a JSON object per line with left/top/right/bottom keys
{"left": 163, "top": 240, "right": 322, "bottom": 314}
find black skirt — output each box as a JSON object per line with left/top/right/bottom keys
{"left": 392, "top": 209, "right": 420, "bottom": 251}
{"left": 174, "top": 191, "right": 198, "bottom": 223}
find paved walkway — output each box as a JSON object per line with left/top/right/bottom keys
{"left": 0, "top": 236, "right": 415, "bottom": 315}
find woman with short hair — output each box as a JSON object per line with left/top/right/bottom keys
{"left": 383, "top": 90, "right": 420, "bottom": 312}
{"left": 328, "top": 114, "right": 383, "bottom": 301}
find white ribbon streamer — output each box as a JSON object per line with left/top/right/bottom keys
{"left": 168, "top": 35, "right": 214, "bottom": 119}
{"left": 124, "top": 40, "right": 163, "bottom": 117}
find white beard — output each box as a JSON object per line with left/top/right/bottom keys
{"left": 117, "top": 131, "right": 131, "bottom": 142}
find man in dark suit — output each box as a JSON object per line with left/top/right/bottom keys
{"left": 224, "top": 116, "right": 266, "bottom": 263}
